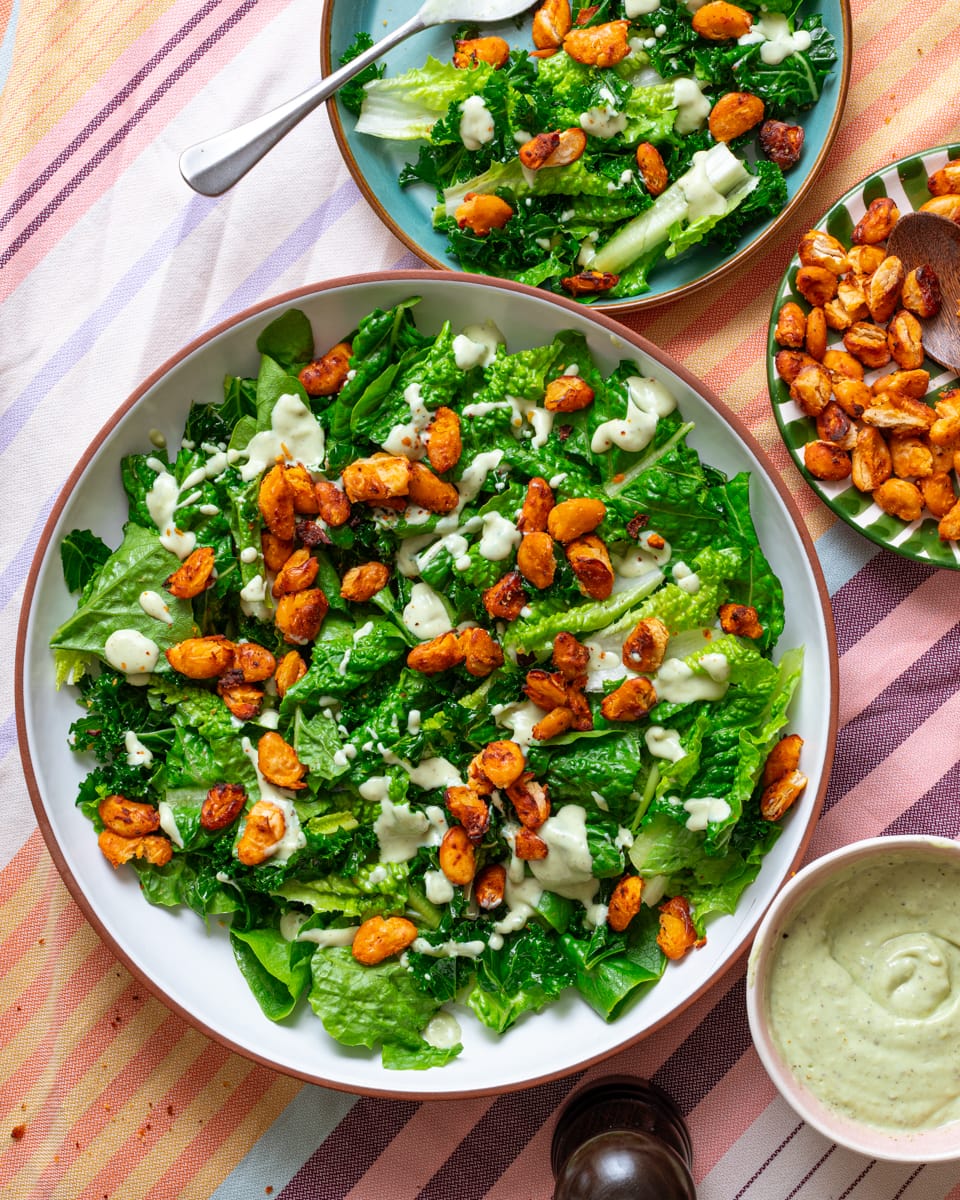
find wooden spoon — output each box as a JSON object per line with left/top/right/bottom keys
{"left": 888, "top": 211, "right": 960, "bottom": 374}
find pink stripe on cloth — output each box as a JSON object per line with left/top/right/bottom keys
{"left": 0, "top": 900, "right": 88, "bottom": 1056}
{"left": 826, "top": 34, "right": 960, "bottom": 160}
{"left": 835, "top": 571, "right": 960, "bottom": 729}
{"left": 686, "top": 1052, "right": 778, "bottom": 1182}
{"left": 0, "top": 0, "right": 288, "bottom": 293}
{"left": 0, "top": 940, "right": 127, "bottom": 1180}
{"left": 137, "top": 1063, "right": 284, "bottom": 1200}
{"left": 0, "top": 0, "right": 222, "bottom": 215}
{"left": 811, "top": 688, "right": 960, "bottom": 855}
{"left": 344, "top": 1097, "right": 493, "bottom": 1200}
{"left": 0, "top": 827, "right": 45, "bottom": 901}
{"left": 845, "top": 0, "right": 954, "bottom": 84}
{"left": 22, "top": 1011, "right": 216, "bottom": 1199}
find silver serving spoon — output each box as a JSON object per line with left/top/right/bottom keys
{"left": 887, "top": 210, "right": 960, "bottom": 374}
{"left": 179, "top": 0, "right": 536, "bottom": 196}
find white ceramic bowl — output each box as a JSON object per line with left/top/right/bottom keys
{"left": 746, "top": 834, "right": 960, "bottom": 1161}
{"left": 17, "top": 271, "right": 837, "bottom": 1098}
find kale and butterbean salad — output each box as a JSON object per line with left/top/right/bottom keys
{"left": 52, "top": 300, "right": 807, "bottom": 1068}
{"left": 341, "top": 0, "right": 838, "bottom": 299}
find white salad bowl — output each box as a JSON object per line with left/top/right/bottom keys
{"left": 16, "top": 271, "right": 837, "bottom": 1098}
{"left": 746, "top": 835, "right": 960, "bottom": 1162}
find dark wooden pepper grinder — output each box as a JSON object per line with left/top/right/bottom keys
{"left": 551, "top": 1076, "right": 697, "bottom": 1199}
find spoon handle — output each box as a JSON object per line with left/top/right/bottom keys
{"left": 179, "top": 12, "right": 427, "bottom": 196}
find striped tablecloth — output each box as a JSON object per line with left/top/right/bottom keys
{"left": 3, "top": 1, "right": 959, "bottom": 1196}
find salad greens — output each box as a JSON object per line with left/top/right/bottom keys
{"left": 52, "top": 298, "right": 803, "bottom": 1069}
{"left": 344, "top": 0, "right": 836, "bottom": 298}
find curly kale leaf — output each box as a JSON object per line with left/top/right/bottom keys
{"left": 60, "top": 529, "right": 111, "bottom": 596}
{"left": 338, "top": 32, "right": 386, "bottom": 116}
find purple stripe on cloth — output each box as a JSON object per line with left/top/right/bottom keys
{"left": 278, "top": 1097, "right": 418, "bottom": 1199}
{"left": 0, "top": 0, "right": 226, "bottom": 235}
{"left": 0, "top": 193, "right": 216, "bottom": 458}
{"left": 392, "top": 250, "right": 428, "bottom": 270}
{"left": 0, "top": 489, "right": 57, "bottom": 614}
{"left": 829, "top": 552, "right": 936, "bottom": 656}
{"left": 0, "top": 713, "right": 17, "bottom": 762}
{"left": 885, "top": 758, "right": 960, "bottom": 838}
{"left": 823, "top": 620, "right": 960, "bottom": 810}
{"left": 415, "top": 1074, "right": 582, "bottom": 1200}
{"left": 0, "top": 0, "right": 257, "bottom": 267}
{"left": 652, "top": 977, "right": 751, "bottom": 1114}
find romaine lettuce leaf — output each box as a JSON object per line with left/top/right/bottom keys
{"left": 231, "top": 925, "right": 314, "bottom": 1020}
{"left": 356, "top": 56, "right": 494, "bottom": 140}
{"left": 308, "top": 946, "right": 454, "bottom": 1067}
{"left": 50, "top": 523, "right": 198, "bottom": 660}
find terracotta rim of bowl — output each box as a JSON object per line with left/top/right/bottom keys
{"left": 319, "top": 0, "right": 853, "bottom": 314}
{"left": 15, "top": 270, "right": 839, "bottom": 1098}
{"left": 746, "top": 833, "right": 960, "bottom": 1162}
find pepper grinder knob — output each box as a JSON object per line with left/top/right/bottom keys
{"left": 551, "top": 1076, "right": 697, "bottom": 1200}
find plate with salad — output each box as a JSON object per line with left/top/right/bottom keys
{"left": 18, "top": 272, "right": 837, "bottom": 1096}
{"left": 322, "top": 0, "right": 850, "bottom": 311}
{"left": 768, "top": 143, "right": 960, "bottom": 570}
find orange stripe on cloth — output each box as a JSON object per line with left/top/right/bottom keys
{"left": 0, "top": 890, "right": 89, "bottom": 1055}
{"left": 6, "top": 1017, "right": 222, "bottom": 1199}
{"left": 0, "top": 826, "right": 45, "bottom": 901}
{"left": 0, "top": 0, "right": 180, "bottom": 170}
{"left": 10, "top": 0, "right": 159, "bottom": 144}
{"left": 0, "top": 841, "right": 300, "bottom": 1199}
{"left": 136, "top": 1066, "right": 300, "bottom": 1200}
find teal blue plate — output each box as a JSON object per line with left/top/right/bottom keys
{"left": 321, "top": 0, "right": 851, "bottom": 313}
{"left": 767, "top": 143, "right": 960, "bottom": 570}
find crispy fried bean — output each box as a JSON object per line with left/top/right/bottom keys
{"left": 164, "top": 546, "right": 215, "bottom": 599}
{"left": 566, "top": 534, "right": 614, "bottom": 599}
{"left": 236, "top": 799, "right": 286, "bottom": 865}
{"left": 98, "top": 795, "right": 160, "bottom": 837}
{"left": 426, "top": 406, "right": 462, "bottom": 474}
{"left": 165, "top": 635, "right": 234, "bottom": 679}
{"left": 479, "top": 740, "right": 526, "bottom": 789}
{"left": 298, "top": 342, "right": 352, "bottom": 397}
{"left": 340, "top": 562, "right": 390, "bottom": 602}
{"left": 657, "top": 895, "right": 704, "bottom": 959}
{"left": 458, "top": 626, "right": 504, "bottom": 677}
{"left": 516, "top": 531, "right": 557, "bottom": 589}
{"left": 272, "top": 548, "right": 319, "bottom": 597}
{"left": 275, "top": 588, "right": 328, "bottom": 645}
{"left": 407, "top": 631, "right": 464, "bottom": 675}
{"left": 352, "top": 916, "right": 417, "bottom": 965}
{"left": 600, "top": 677, "right": 657, "bottom": 721}
{"left": 200, "top": 783, "right": 248, "bottom": 832}
{"left": 444, "top": 786, "right": 490, "bottom": 843}
{"left": 257, "top": 731, "right": 307, "bottom": 790}
{"left": 439, "top": 825, "right": 477, "bottom": 886}
{"left": 607, "top": 875, "right": 644, "bottom": 933}
{"left": 517, "top": 477, "right": 555, "bottom": 533}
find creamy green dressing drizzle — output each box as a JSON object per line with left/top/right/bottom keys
{"left": 766, "top": 853, "right": 960, "bottom": 1131}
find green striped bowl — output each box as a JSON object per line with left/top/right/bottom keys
{"left": 767, "top": 144, "right": 960, "bottom": 570}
